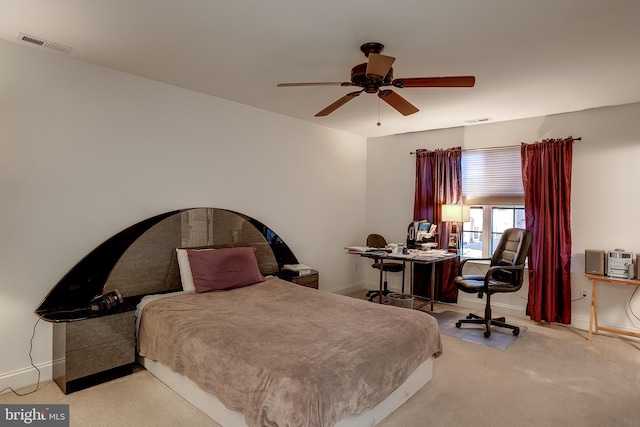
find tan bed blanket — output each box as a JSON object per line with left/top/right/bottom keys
{"left": 137, "top": 277, "right": 442, "bottom": 427}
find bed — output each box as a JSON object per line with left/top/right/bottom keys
{"left": 37, "top": 208, "right": 442, "bottom": 427}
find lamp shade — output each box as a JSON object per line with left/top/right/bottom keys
{"left": 441, "top": 204, "right": 470, "bottom": 222}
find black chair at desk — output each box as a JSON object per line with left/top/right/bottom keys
{"left": 454, "top": 227, "right": 532, "bottom": 337}
{"left": 365, "top": 234, "right": 405, "bottom": 302}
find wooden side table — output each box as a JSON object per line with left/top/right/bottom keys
{"left": 585, "top": 273, "right": 640, "bottom": 342}
{"left": 279, "top": 270, "right": 319, "bottom": 289}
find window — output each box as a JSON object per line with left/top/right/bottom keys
{"left": 460, "top": 146, "right": 525, "bottom": 258}
{"left": 461, "top": 206, "right": 525, "bottom": 258}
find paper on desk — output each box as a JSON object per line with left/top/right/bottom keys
{"left": 385, "top": 253, "right": 414, "bottom": 259}
{"left": 413, "top": 250, "right": 453, "bottom": 260}
{"left": 428, "top": 249, "right": 450, "bottom": 256}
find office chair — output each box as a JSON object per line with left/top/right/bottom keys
{"left": 365, "top": 234, "right": 405, "bottom": 302}
{"left": 454, "top": 228, "right": 532, "bottom": 337}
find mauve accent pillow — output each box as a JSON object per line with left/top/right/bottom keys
{"left": 187, "top": 247, "right": 265, "bottom": 292}
{"left": 176, "top": 248, "right": 216, "bottom": 292}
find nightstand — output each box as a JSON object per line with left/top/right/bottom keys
{"left": 279, "top": 269, "right": 319, "bottom": 289}
{"left": 52, "top": 304, "right": 136, "bottom": 394}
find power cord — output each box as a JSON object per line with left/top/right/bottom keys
{"left": 628, "top": 286, "right": 640, "bottom": 323}
{"left": 0, "top": 317, "right": 42, "bottom": 396}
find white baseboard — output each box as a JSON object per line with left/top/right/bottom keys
{"left": 0, "top": 362, "right": 52, "bottom": 395}
{"left": 453, "top": 295, "right": 640, "bottom": 340}
{"left": 329, "top": 283, "right": 366, "bottom": 295}
{"left": 358, "top": 281, "right": 606, "bottom": 335}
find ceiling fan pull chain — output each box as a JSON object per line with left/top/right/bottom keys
{"left": 377, "top": 97, "right": 381, "bottom": 126}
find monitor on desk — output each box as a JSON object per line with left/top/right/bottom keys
{"left": 407, "top": 220, "right": 433, "bottom": 248}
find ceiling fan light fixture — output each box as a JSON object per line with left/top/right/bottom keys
{"left": 276, "top": 42, "right": 475, "bottom": 118}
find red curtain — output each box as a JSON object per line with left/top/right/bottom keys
{"left": 521, "top": 137, "right": 574, "bottom": 324}
{"left": 413, "top": 147, "right": 462, "bottom": 302}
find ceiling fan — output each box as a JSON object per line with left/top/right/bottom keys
{"left": 277, "top": 42, "right": 475, "bottom": 117}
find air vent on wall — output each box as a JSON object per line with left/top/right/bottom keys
{"left": 464, "top": 117, "right": 492, "bottom": 124}
{"left": 16, "top": 32, "right": 73, "bottom": 54}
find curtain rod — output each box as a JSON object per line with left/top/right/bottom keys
{"left": 409, "top": 137, "right": 581, "bottom": 155}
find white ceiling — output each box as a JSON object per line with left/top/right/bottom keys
{"left": 2, "top": 0, "right": 640, "bottom": 138}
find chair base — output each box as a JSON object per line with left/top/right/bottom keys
{"left": 455, "top": 313, "right": 520, "bottom": 338}
{"left": 366, "top": 285, "right": 391, "bottom": 302}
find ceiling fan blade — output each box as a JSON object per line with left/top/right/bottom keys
{"left": 392, "top": 76, "right": 476, "bottom": 88}
{"left": 315, "top": 91, "right": 362, "bottom": 117}
{"left": 378, "top": 90, "right": 419, "bottom": 116}
{"left": 366, "top": 53, "right": 395, "bottom": 79}
{"left": 277, "top": 82, "right": 350, "bottom": 87}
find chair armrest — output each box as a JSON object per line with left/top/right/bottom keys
{"left": 484, "top": 264, "right": 526, "bottom": 287}
{"left": 459, "top": 257, "right": 492, "bottom": 275}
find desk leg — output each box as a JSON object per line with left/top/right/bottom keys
{"left": 378, "top": 258, "right": 384, "bottom": 304}
{"left": 588, "top": 278, "right": 600, "bottom": 342}
{"left": 401, "top": 261, "right": 406, "bottom": 294}
{"left": 410, "top": 263, "right": 414, "bottom": 297}
{"left": 430, "top": 262, "right": 436, "bottom": 311}
{"left": 588, "top": 280, "right": 594, "bottom": 342}
{"left": 592, "top": 278, "right": 599, "bottom": 337}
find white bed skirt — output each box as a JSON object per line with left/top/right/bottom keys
{"left": 139, "top": 355, "right": 433, "bottom": 427}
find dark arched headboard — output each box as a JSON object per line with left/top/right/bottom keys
{"left": 36, "top": 208, "right": 298, "bottom": 321}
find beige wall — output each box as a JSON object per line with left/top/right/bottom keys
{"left": 0, "top": 40, "right": 367, "bottom": 390}
{"left": 367, "top": 102, "right": 640, "bottom": 334}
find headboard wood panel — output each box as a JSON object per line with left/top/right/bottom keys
{"left": 36, "top": 208, "right": 298, "bottom": 321}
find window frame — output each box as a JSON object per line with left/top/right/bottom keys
{"left": 461, "top": 205, "right": 525, "bottom": 258}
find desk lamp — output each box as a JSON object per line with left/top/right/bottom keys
{"left": 441, "top": 204, "right": 470, "bottom": 251}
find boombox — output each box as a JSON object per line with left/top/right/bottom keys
{"left": 607, "top": 250, "right": 635, "bottom": 279}
{"left": 585, "top": 249, "right": 638, "bottom": 279}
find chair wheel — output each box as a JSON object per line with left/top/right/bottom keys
{"left": 455, "top": 321, "right": 461, "bottom": 328}
{"left": 513, "top": 328, "right": 520, "bottom": 336}
{"left": 466, "top": 314, "right": 473, "bottom": 319}
{"left": 484, "top": 331, "right": 491, "bottom": 338}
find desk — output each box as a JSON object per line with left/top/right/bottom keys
{"left": 348, "top": 248, "right": 459, "bottom": 311}
{"left": 585, "top": 273, "right": 640, "bottom": 342}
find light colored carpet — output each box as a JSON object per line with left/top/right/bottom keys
{"left": 0, "top": 368, "right": 218, "bottom": 427}
{"left": 3, "top": 301, "right": 640, "bottom": 427}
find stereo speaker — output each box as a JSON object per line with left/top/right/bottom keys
{"left": 585, "top": 249, "right": 605, "bottom": 275}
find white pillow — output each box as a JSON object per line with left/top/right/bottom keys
{"left": 176, "top": 249, "right": 195, "bottom": 292}
{"left": 176, "top": 248, "right": 216, "bottom": 292}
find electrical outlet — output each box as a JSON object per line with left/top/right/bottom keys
{"left": 581, "top": 288, "right": 590, "bottom": 298}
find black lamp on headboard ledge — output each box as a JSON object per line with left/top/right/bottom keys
{"left": 35, "top": 208, "right": 298, "bottom": 322}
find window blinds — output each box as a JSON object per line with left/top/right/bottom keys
{"left": 462, "top": 145, "right": 524, "bottom": 205}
